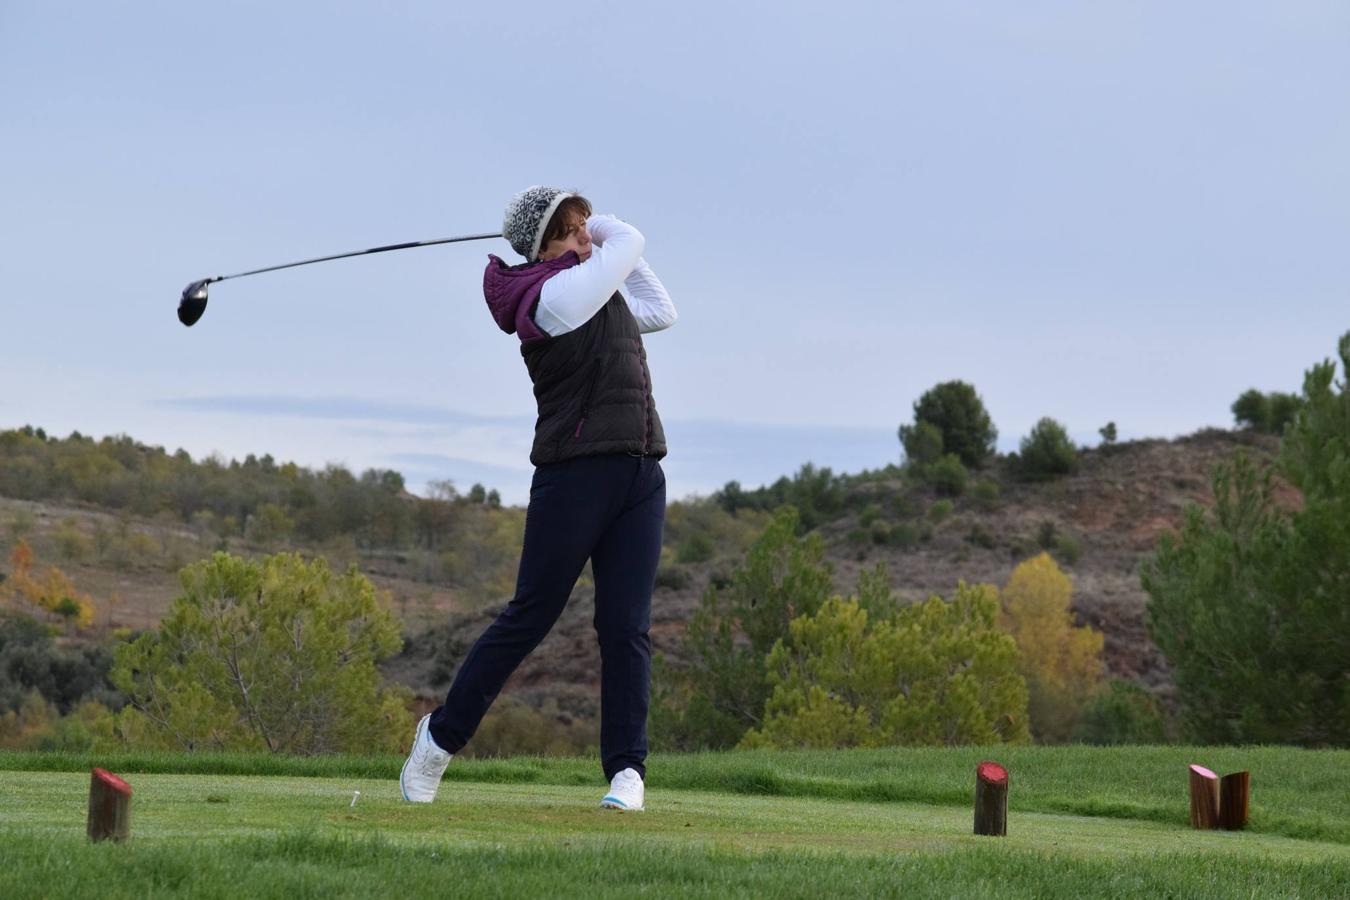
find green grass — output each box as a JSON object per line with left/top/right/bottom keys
{"left": 2, "top": 746, "right": 1348, "bottom": 898}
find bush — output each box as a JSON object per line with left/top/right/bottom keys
{"left": 927, "top": 500, "right": 953, "bottom": 524}
{"left": 925, "top": 454, "right": 968, "bottom": 497}
{"left": 965, "top": 523, "right": 997, "bottom": 549}
{"left": 1099, "top": 422, "right": 1118, "bottom": 445}
{"left": 653, "top": 566, "right": 692, "bottom": 591}
{"left": 740, "top": 585, "right": 1029, "bottom": 749}
{"left": 972, "top": 478, "right": 1000, "bottom": 510}
{"left": 899, "top": 381, "right": 997, "bottom": 470}
{"left": 461, "top": 696, "right": 597, "bottom": 759}
{"left": 888, "top": 523, "right": 920, "bottom": 549}
{"left": 1017, "top": 418, "right": 1078, "bottom": 481}
{"left": 112, "top": 552, "right": 412, "bottom": 753}
{"left": 676, "top": 530, "right": 715, "bottom": 564}
{"left": 858, "top": 503, "right": 882, "bottom": 528}
{"left": 1072, "top": 680, "right": 1167, "bottom": 745}
{"left": 1036, "top": 521, "right": 1058, "bottom": 550}
{"left": 1054, "top": 533, "right": 1082, "bottom": 565}
{"left": 54, "top": 518, "right": 91, "bottom": 563}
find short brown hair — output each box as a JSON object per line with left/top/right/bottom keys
{"left": 538, "top": 195, "right": 593, "bottom": 252}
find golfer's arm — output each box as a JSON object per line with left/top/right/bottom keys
{"left": 624, "top": 258, "right": 677, "bottom": 333}
{"left": 534, "top": 217, "right": 644, "bottom": 337}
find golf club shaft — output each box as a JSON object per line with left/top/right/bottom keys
{"left": 212, "top": 232, "right": 502, "bottom": 284}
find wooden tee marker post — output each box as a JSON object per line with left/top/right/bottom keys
{"left": 88, "top": 768, "right": 132, "bottom": 842}
{"left": 1188, "top": 764, "right": 1250, "bottom": 831}
{"left": 974, "top": 761, "right": 1009, "bottom": 836}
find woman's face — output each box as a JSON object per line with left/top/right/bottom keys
{"left": 537, "top": 211, "right": 592, "bottom": 262}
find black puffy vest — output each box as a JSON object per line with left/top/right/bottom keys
{"left": 521, "top": 292, "right": 667, "bottom": 466}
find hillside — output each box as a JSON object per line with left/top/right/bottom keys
{"left": 0, "top": 427, "right": 1283, "bottom": 727}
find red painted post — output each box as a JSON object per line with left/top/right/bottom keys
{"left": 974, "top": 761, "right": 1009, "bottom": 836}
{"left": 88, "top": 768, "right": 132, "bottom": 842}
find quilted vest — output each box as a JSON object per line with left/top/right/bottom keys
{"left": 521, "top": 291, "right": 667, "bottom": 465}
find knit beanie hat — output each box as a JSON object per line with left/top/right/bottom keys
{"left": 502, "top": 185, "right": 575, "bottom": 262}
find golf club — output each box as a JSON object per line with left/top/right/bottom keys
{"left": 178, "top": 231, "right": 502, "bottom": 326}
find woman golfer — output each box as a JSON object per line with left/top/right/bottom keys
{"left": 401, "top": 186, "right": 676, "bottom": 811}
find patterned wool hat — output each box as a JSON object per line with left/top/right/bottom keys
{"left": 502, "top": 185, "right": 575, "bottom": 262}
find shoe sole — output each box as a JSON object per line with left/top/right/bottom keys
{"left": 599, "top": 795, "right": 643, "bottom": 811}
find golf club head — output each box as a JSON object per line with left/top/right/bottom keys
{"left": 178, "top": 280, "right": 210, "bottom": 326}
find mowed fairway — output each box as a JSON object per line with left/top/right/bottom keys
{"left": 2, "top": 747, "right": 1348, "bottom": 898}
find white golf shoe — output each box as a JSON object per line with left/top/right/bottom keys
{"left": 400, "top": 714, "right": 452, "bottom": 803}
{"left": 600, "top": 767, "right": 645, "bottom": 811}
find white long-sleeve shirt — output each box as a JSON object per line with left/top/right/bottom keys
{"left": 533, "top": 214, "right": 678, "bottom": 337}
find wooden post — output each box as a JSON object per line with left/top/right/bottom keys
{"left": 87, "top": 768, "right": 132, "bottom": 843}
{"left": 1219, "top": 771, "right": 1250, "bottom": 830}
{"left": 974, "top": 761, "right": 1008, "bottom": 836}
{"left": 1188, "top": 764, "right": 1219, "bottom": 829}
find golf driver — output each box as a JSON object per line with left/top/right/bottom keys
{"left": 178, "top": 231, "right": 502, "bottom": 326}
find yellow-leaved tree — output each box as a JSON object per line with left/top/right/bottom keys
{"left": 1001, "top": 552, "right": 1103, "bottom": 742}
{"left": 2, "top": 539, "right": 96, "bottom": 629}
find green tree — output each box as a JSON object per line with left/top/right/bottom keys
{"left": 1143, "top": 332, "right": 1350, "bottom": 745}
{"left": 899, "top": 420, "right": 943, "bottom": 468}
{"left": 899, "top": 381, "right": 997, "bottom": 470}
{"left": 1016, "top": 417, "right": 1078, "bottom": 480}
{"left": 1231, "top": 388, "right": 1269, "bottom": 432}
{"left": 1232, "top": 388, "right": 1303, "bottom": 435}
{"left": 651, "top": 506, "right": 834, "bottom": 750}
{"left": 112, "top": 552, "right": 411, "bottom": 753}
{"left": 740, "top": 583, "right": 1029, "bottom": 749}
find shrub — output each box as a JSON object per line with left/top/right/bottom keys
{"left": 927, "top": 500, "right": 953, "bottom": 524}
{"left": 965, "top": 523, "right": 997, "bottom": 549}
{"left": 740, "top": 585, "right": 1029, "bottom": 749}
{"left": 1054, "top": 533, "right": 1082, "bottom": 565}
{"left": 972, "top": 478, "right": 1001, "bottom": 510}
{"left": 676, "top": 530, "right": 715, "bottom": 564}
{"left": 1017, "top": 417, "right": 1078, "bottom": 480}
{"left": 1072, "top": 680, "right": 1167, "bottom": 745}
{"left": 1036, "top": 521, "right": 1058, "bottom": 550}
{"left": 653, "top": 566, "right": 692, "bottom": 591}
{"left": 888, "top": 523, "right": 920, "bottom": 548}
{"left": 1099, "top": 422, "right": 1118, "bottom": 445}
{"left": 462, "top": 696, "right": 597, "bottom": 759}
{"left": 858, "top": 503, "right": 882, "bottom": 528}
{"left": 925, "top": 454, "right": 968, "bottom": 497}
{"left": 54, "top": 518, "right": 91, "bottom": 563}
{"left": 112, "top": 552, "right": 412, "bottom": 753}
{"left": 899, "top": 381, "right": 997, "bottom": 469}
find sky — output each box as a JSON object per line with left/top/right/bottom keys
{"left": 2, "top": 1, "right": 1346, "bottom": 505}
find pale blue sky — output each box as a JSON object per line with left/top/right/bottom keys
{"left": 2, "top": 2, "right": 1346, "bottom": 503}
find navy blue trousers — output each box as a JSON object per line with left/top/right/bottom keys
{"left": 428, "top": 453, "right": 666, "bottom": 780}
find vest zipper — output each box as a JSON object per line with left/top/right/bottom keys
{"left": 636, "top": 337, "right": 652, "bottom": 453}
